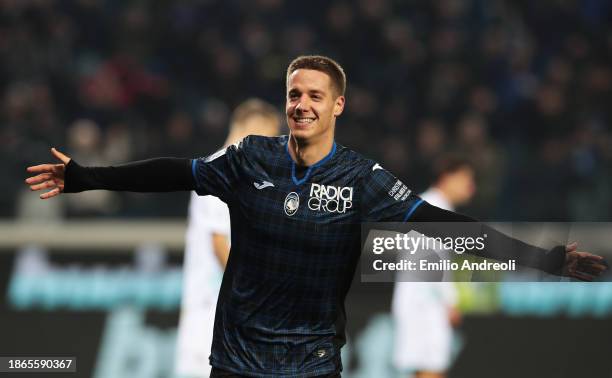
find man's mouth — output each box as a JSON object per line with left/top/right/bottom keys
{"left": 293, "top": 117, "right": 316, "bottom": 125}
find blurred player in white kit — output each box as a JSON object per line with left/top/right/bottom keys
{"left": 175, "top": 99, "right": 281, "bottom": 378}
{"left": 392, "top": 157, "right": 476, "bottom": 378}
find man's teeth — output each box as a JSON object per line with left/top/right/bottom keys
{"left": 295, "top": 118, "right": 315, "bottom": 123}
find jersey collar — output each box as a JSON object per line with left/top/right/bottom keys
{"left": 285, "top": 140, "right": 337, "bottom": 186}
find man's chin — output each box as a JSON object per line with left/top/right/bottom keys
{"left": 289, "top": 127, "right": 313, "bottom": 140}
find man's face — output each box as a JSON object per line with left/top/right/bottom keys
{"left": 286, "top": 69, "right": 345, "bottom": 143}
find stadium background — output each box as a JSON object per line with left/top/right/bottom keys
{"left": 1, "top": 0, "right": 612, "bottom": 377}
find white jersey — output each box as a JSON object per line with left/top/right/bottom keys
{"left": 392, "top": 188, "right": 458, "bottom": 372}
{"left": 176, "top": 192, "right": 230, "bottom": 377}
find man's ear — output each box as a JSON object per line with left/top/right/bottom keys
{"left": 334, "top": 96, "right": 345, "bottom": 117}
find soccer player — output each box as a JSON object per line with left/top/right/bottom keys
{"left": 176, "top": 99, "right": 281, "bottom": 378}
{"left": 392, "top": 156, "right": 475, "bottom": 378}
{"left": 26, "top": 55, "right": 606, "bottom": 377}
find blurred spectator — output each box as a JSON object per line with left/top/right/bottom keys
{"left": 393, "top": 155, "right": 476, "bottom": 378}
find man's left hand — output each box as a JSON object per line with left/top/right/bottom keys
{"left": 564, "top": 242, "right": 608, "bottom": 281}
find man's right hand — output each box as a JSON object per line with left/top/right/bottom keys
{"left": 25, "top": 148, "right": 72, "bottom": 199}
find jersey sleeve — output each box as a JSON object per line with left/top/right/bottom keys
{"left": 191, "top": 139, "right": 248, "bottom": 202}
{"left": 360, "top": 162, "right": 425, "bottom": 222}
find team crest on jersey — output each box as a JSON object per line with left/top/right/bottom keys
{"left": 284, "top": 192, "right": 300, "bottom": 216}
{"left": 308, "top": 183, "right": 353, "bottom": 214}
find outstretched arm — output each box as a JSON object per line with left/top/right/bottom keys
{"left": 410, "top": 202, "right": 608, "bottom": 281}
{"left": 26, "top": 148, "right": 195, "bottom": 198}
{"left": 360, "top": 163, "right": 608, "bottom": 281}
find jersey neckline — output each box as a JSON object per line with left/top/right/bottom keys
{"left": 284, "top": 138, "right": 337, "bottom": 186}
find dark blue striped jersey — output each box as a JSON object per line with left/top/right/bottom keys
{"left": 191, "top": 135, "right": 423, "bottom": 377}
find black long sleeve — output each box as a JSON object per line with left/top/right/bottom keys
{"left": 63, "top": 158, "right": 196, "bottom": 193}
{"left": 409, "top": 202, "right": 566, "bottom": 275}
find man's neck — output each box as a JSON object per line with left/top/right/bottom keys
{"left": 288, "top": 135, "right": 334, "bottom": 167}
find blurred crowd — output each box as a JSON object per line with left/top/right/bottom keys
{"left": 2, "top": 0, "right": 611, "bottom": 220}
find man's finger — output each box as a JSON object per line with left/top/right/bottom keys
{"left": 51, "top": 148, "right": 71, "bottom": 164}
{"left": 579, "top": 260, "right": 608, "bottom": 270}
{"left": 26, "top": 164, "right": 57, "bottom": 174}
{"left": 25, "top": 173, "right": 53, "bottom": 185}
{"left": 30, "top": 180, "right": 57, "bottom": 192}
{"left": 570, "top": 271, "right": 594, "bottom": 281}
{"left": 577, "top": 264, "right": 607, "bottom": 276}
{"left": 576, "top": 252, "right": 604, "bottom": 261}
{"left": 40, "top": 188, "right": 60, "bottom": 199}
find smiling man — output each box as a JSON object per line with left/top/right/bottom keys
{"left": 286, "top": 59, "right": 345, "bottom": 167}
{"left": 25, "top": 55, "right": 606, "bottom": 377}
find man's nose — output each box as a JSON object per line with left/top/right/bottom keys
{"left": 295, "top": 97, "right": 310, "bottom": 112}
